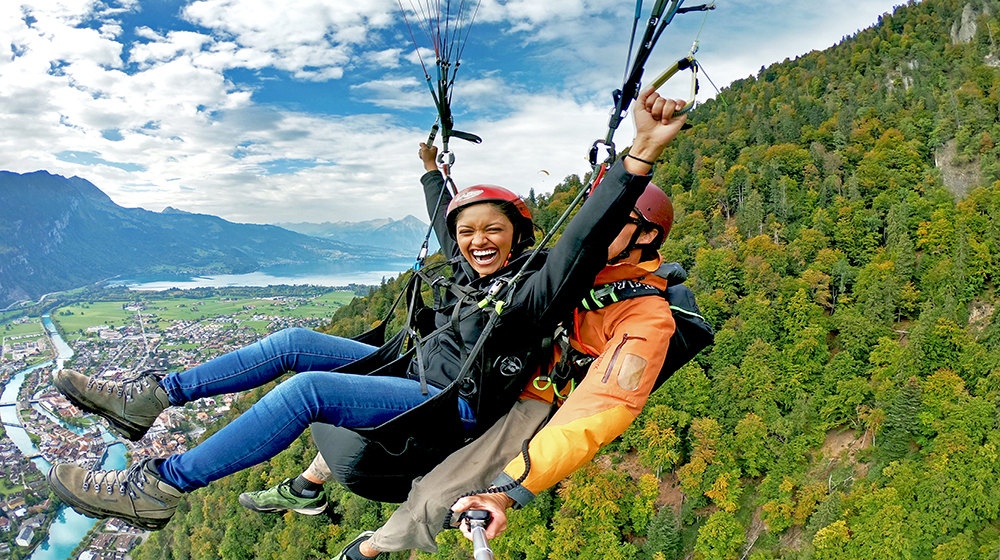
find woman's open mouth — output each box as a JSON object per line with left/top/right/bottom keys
{"left": 471, "top": 248, "right": 499, "bottom": 266}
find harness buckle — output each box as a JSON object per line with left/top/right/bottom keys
{"left": 582, "top": 284, "right": 618, "bottom": 310}
{"left": 478, "top": 278, "right": 509, "bottom": 312}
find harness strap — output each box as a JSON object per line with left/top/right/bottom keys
{"left": 411, "top": 327, "right": 429, "bottom": 395}
{"left": 405, "top": 259, "right": 459, "bottom": 395}
{"left": 431, "top": 275, "right": 447, "bottom": 308}
{"left": 398, "top": 260, "right": 505, "bottom": 396}
{"left": 452, "top": 296, "right": 503, "bottom": 392}
{"left": 533, "top": 323, "right": 595, "bottom": 400}
{"left": 669, "top": 303, "right": 709, "bottom": 322}
{"left": 415, "top": 257, "right": 482, "bottom": 307}
{"left": 451, "top": 294, "right": 469, "bottom": 366}
{"left": 581, "top": 280, "right": 663, "bottom": 310}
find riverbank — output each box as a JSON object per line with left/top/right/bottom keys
{"left": 0, "top": 315, "right": 131, "bottom": 560}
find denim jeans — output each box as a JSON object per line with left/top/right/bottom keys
{"left": 155, "top": 328, "right": 476, "bottom": 492}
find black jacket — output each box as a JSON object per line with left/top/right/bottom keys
{"left": 413, "top": 160, "right": 652, "bottom": 430}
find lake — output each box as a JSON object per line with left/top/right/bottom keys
{"left": 109, "top": 257, "right": 414, "bottom": 290}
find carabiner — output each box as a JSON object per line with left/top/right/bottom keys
{"left": 648, "top": 54, "right": 699, "bottom": 115}
{"left": 437, "top": 150, "right": 456, "bottom": 167}
{"left": 588, "top": 139, "right": 616, "bottom": 167}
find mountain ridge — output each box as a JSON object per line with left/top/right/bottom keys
{"left": 277, "top": 214, "right": 439, "bottom": 253}
{"left": 130, "top": 1, "right": 1000, "bottom": 559}
{"left": 0, "top": 170, "right": 409, "bottom": 308}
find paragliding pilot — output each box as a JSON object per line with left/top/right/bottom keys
{"left": 44, "top": 88, "right": 691, "bottom": 546}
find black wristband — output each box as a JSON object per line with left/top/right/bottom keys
{"left": 626, "top": 153, "right": 655, "bottom": 165}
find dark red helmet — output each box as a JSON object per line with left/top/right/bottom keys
{"left": 634, "top": 183, "right": 673, "bottom": 245}
{"left": 446, "top": 185, "right": 535, "bottom": 251}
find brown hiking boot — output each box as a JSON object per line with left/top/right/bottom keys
{"left": 47, "top": 458, "right": 183, "bottom": 531}
{"left": 53, "top": 369, "right": 170, "bottom": 441}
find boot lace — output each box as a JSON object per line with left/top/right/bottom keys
{"left": 81, "top": 461, "right": 147, "bottom": 498}
{"left": 84, "top": 369, "right": 165, "bottom": 402}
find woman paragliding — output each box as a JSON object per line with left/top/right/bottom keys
{"left": 45, "top": 0, "right": 695, "bottom": 539}
{"left": 46, "top": 86, "right": 688, "bottom": 533}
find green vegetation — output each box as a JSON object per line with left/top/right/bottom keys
{"left": 133, "top": 1, "right": 1000, "bottom": 559}
{"left": 41, "top": 290, "right": 356, "bottom": 340}
{"left": 1, "top": 322, "right": 44, "bottom": 338}
{"left": 0, "top": 479, "right": 24, "bottom": 497}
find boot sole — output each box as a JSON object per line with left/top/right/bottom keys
{"left": 238, "top": 493, "right": 328, "bottom": 515}
{"left": 54, "top": 376, "right": 149, "bottom": 441}
{"left": 46, "top": 467, "right": 172, "bottom": 531}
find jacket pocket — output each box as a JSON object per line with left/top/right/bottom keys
{"left": 602, "top": 333, "right": 648, "bottom": 391}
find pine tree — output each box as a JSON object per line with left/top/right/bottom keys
{"left": 642, "top": 507, "right": 682, "bottom": 560}
{"left": 874, "top": 377, "right": 923, "bottom": 470}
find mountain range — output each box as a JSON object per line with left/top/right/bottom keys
{"left": 0, "top": 170, "right": 414, "bottom": 309}
{"left": 277, "top": 216, "right": 439, "bottom": 254}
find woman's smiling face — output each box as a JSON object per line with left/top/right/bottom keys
{"left": 454, "top": 203, "right": 515, "bottom": 277}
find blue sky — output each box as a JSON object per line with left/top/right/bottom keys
{"left": 1, "top": 0, "right": 905, "bottom": 225}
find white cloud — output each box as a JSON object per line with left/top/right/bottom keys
{"left": 102, "top": 91, "right": 614, "bottom": 225}
{"left": 661, "top": 1, "right": 907, "bottom": 93}
{"left": 0, "top": 0, "right": 910, "bottom": 228}
{"left": 476, "top": 0, "right": 601, "bottom": 28}
{"left": 129, "top": 29, "right": 213, "bottom": 68}
{"left": 180, "top": 0, "right": 399, "bottom": 78}
{"left": 403, "top": 46, "right": 435, "bottom": 67}
{"left": 431, "top": 93, "right": 614, "bottom": 199}
{"left": 350, "top": 76, "right": 432, "bottom": 110}
{"left": 13, "top": 5, "right": 125, "bottom": 69}
{"left": 363, "top": 47, "right": 404, "bottom": 68}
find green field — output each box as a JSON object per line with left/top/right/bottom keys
{"left": 2, "top": 319, "right": 48, "bottom": 362}
{"left": 48, "top": 291, "right": 356, "bottom": 337}
{"left": 0, "top": 479, "right": 23, "bottom": 497}
{"left": 50, "top": 302, "right": 134, "bottom": 332}
{"left": 1, "top": 321, "right": 45, "bottom": 338}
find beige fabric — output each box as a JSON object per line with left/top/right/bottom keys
{"left": 617, "top": 353, "right": 648, "bottom": 391}
{"left": 304, "top": 452, "right": 332, "bottom": 482}
{"left": 367, "top": 398, "right": 553, "bottom": 553}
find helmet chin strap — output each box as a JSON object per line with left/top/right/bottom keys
{"left": 607, "top": 227, "right": 645, "bottom": 265}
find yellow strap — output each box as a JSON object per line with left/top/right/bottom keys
{"left": 552, "top": 378, "right": 576, "bottom": 399}
{"left": 533, "top": 376, "right": 552, "bottom": 391}
{"left": 532, "top": 376, "right": 576, "bottom": 399}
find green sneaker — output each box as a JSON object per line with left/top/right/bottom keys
{"left": 54, "top": 368, "right": 170, "bottom": 441}
{"left": 47, "top": 458, "right": 182, "bottom": 531}
{"left": 238, "top": 478, "right": 328, "bottom": 515}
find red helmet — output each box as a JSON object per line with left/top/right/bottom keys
{"left": 446, "top": 185, "right": 535, "bottom": 249}
{"left": 634, "top": 183, "right": 673, "bottom": 244}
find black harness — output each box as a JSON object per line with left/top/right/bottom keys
{"left": 543, "top": 262, "right": 714, "bottom": 396}
{"left": 310, "top": 255, "right": 548, "bottom": 502}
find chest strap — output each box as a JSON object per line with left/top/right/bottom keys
{"left": 580, "top": 279, "right": 663, "bottom": 311}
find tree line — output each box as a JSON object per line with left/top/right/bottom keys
{"left": 132, "top": 1, "right": 1000, "bottom": 558}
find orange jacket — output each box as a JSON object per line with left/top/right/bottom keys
{"left": 495, "top": 257, "right": 675, "bottom": 506}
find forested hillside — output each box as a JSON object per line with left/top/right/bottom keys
{"left": 131, "top": 1, "right": 1000, "bottom": 558}
{"left": 0, "top": 171, "right": 390, "bottom": 309}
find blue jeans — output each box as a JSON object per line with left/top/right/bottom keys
{"left": 155, "top": 328, "right": 476, "bottom": 492}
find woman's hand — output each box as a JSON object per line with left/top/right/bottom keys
{"left": 625, "top": 88, "right": 688, "bottom": 175}
{"left": 419, "top": 142, "right": 439, "bottom": 172}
